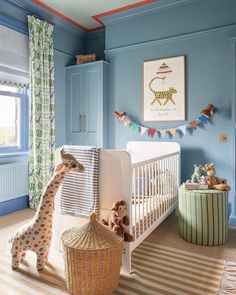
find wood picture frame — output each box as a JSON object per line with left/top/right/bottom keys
{"left": 143, "top": 55, "right": 185, "bottom": 122}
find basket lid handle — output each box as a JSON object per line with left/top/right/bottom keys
{"left": 90, "top": 213, "right": 97, "bottom": 221}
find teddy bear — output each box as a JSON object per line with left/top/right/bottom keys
{"left": 187, "top": 164, "right": 206, "bottom": 184}
{"left": 204, "top": 163, "right": 231, "bottom": 191}
{"left": 102, "top": 200, "right": 133, "bottom": 242}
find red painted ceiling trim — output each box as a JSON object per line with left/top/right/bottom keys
{"left": 92, "top": 0, "right": 156, "bottom": 24}
{"left": 32, "top": 0, "right": 156, "bottom": 32}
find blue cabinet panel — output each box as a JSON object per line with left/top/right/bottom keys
{"left": 66, "top": 61, "right": 109, "bottom": 147}
{"left": 71, "top": 71, "right": 84, "bottom": 133}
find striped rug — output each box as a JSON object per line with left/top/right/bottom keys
{"left": 115, "top": 242, "right": 225, "bottom": 295}
{"left": 0, "top": 242, "right": 230, "bottom": 295}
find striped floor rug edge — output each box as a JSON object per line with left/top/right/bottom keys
{"left": 1, "top": 242, "right": 236, "bottom": 295}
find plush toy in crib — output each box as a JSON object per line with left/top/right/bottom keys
{"left": 204, "top": 163, "right": 231, "bottom": 191}
{"left": 9, "top": 150, "right": 84, "bottom": 270}
{"left": 187, "top": 164, "right": 206, "bottom": 184}
{"left": 102, "top": 200, "right": 133, "bottom": 242}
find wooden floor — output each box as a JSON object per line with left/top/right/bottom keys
{"left": 1, "top": 208, "right": 236, "bottom": 262}
{"left": 0, "top": 209, "right": 35, "bottom": 251}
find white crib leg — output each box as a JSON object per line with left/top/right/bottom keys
{"left": 53, "top": 226, "right": 62, "bottom": 252}
{"left": 174, "top": 208, "right": 179, "bottom": 216}
{"left": 52, "top": 192, "right": 62, "bottom": 252}
{"left": 121, "top": 243, "right": 132, "bottom": 276}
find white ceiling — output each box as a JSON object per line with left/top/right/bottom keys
{"left": 33, "top": 0, "right": 155, "bottom": 31}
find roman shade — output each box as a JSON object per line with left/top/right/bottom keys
{"left": 0, "top": 25, "right": 29, "bottom": 86}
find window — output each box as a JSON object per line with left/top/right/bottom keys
{"left": 0, "top": 84, "right": 29, "bottom": 155}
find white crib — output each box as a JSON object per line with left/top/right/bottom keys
{"left": 53, "top": 141, "right": 180, "bottom": 274}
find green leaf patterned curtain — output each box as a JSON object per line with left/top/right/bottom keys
{"left": 28, "top": 16, "right": 55, "bottom": 209}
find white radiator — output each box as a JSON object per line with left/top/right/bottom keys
{"left": 0, "top": 162, "right": 29, "bottom": 202}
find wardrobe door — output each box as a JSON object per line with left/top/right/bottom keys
{"left": 66, "top": 68, "right": 84, "bottom": 145}
{"left": 83, "top": 65, "right": 102, "bottom": 146}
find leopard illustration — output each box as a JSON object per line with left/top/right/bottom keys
{"left": 149, "top": 77, "right": 177, "bottom": 106}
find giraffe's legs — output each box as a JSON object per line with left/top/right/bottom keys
{"left": 20, "top": 250, "right": 26, "bottom": 262}
{"left": 44, "top": 247, "right": 50, "bottom": 264}
{"left": 11, "top": 240, "right": 20, "bottom": 269}
{"left": 11, "top": 249, "right": 27, "bottom": 269}
{"left": 36, "top": 252, "right": 46, "bottom": 271}
{"left": 11, "top": 253, "right": 20, "bottom": 269}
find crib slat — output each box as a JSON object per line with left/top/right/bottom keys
{"left": 133, "top": 167, "right": 137, "bottom": 240}
{"left": 165, "top": 157, "right": 167, "bottom": 213}
{"left": 142, "top": 165, "right": 144, "bottom": 233}
{"left": 154, "top": 160, "right": 158, "bottom": 219}
{"left": 137, "top": 166, "right": 140, "bottom": 238}
{"left": 145, "top": 164, "right": 148, "bottom": 229}
{"left": 158, "top": 159, "right": 160, "bottom": 217}
{"left": 130, "top": 150, "right": 179, "bottom": 246}
{"left": 151, "top": 162, "right": 154, "bottom": 224}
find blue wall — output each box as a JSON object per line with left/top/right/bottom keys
{"left": 86, "top": 29, "right": 105, "bottom": 60}
{"left": 103, "top": 0, "right": 236, "bottom": 221}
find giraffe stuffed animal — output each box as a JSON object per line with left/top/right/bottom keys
{"left": 9, "top": 149, "right": 84, "bottom": 270}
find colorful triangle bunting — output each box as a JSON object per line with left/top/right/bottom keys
{"left": 169, "top": 128, "right": 177, "bottom": 137}
{"left": 149, "top": 128, "right": 156, "bottom": 138}
{"left": 140, "top": 126, "right": 147, "bottom": 136}
{"left": 131, "top": 122, "right": 139, "bottom": 131}
{"left": 159, "top": 130, "right": 166, "bottom": 138}
{"left": 124, "top": 119, "right": 131, "bottom": 126}
{"left": 116, "top": 107, "right": 213, "bottom": 138}
{"left": 189, "top": 120, "right": 197, "bottom": 129}
{"left": 178, "top": 125, "right": 187, "bottom": 135}
{"left": 198, "top": 115, "right": 208, "bottom": 124}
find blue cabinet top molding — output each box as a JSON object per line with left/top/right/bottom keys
{"left": 66, "top": 60, "right": 110, "bottom": 70}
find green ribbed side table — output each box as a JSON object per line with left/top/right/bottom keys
{"left": 178, "top": 187, "right": 228, "bottom": 246}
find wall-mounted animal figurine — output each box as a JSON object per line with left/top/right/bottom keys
{"left": 9, "top": 150, "right": 84, "bottom": 270}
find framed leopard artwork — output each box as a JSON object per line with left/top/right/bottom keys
{"left": 143, "top": 55, "right": 185, "bottom": 122}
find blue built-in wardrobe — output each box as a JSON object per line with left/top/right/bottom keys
{"left": 66, "top": 60, "right": 110, "bottom": 147}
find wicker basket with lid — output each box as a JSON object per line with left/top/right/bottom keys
{"left": 61, "top": 213, "right": 124, "bottom": 295}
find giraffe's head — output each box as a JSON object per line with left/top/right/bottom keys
{"left": 55, "top": 150, "right": 85, "bottom": 173}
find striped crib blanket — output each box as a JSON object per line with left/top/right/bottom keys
{"left": 60, "top": 145, "right": 100, "bottom": 217}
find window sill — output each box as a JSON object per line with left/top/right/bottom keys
{"left": 0, "top": 151, "right": 28, "bottom": 158}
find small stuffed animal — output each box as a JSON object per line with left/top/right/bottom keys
{"left": 204, "top": 163, "right": 231, "bottom": 191}
{"left": 187, "top": 164, "right": 206, "bottom": 184}
{"left": 102, "top": 200, "right": 133, "bottom": 242}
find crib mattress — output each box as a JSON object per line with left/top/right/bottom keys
{"left": 131, "top": 194, "right": 176, "bottom": 239}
